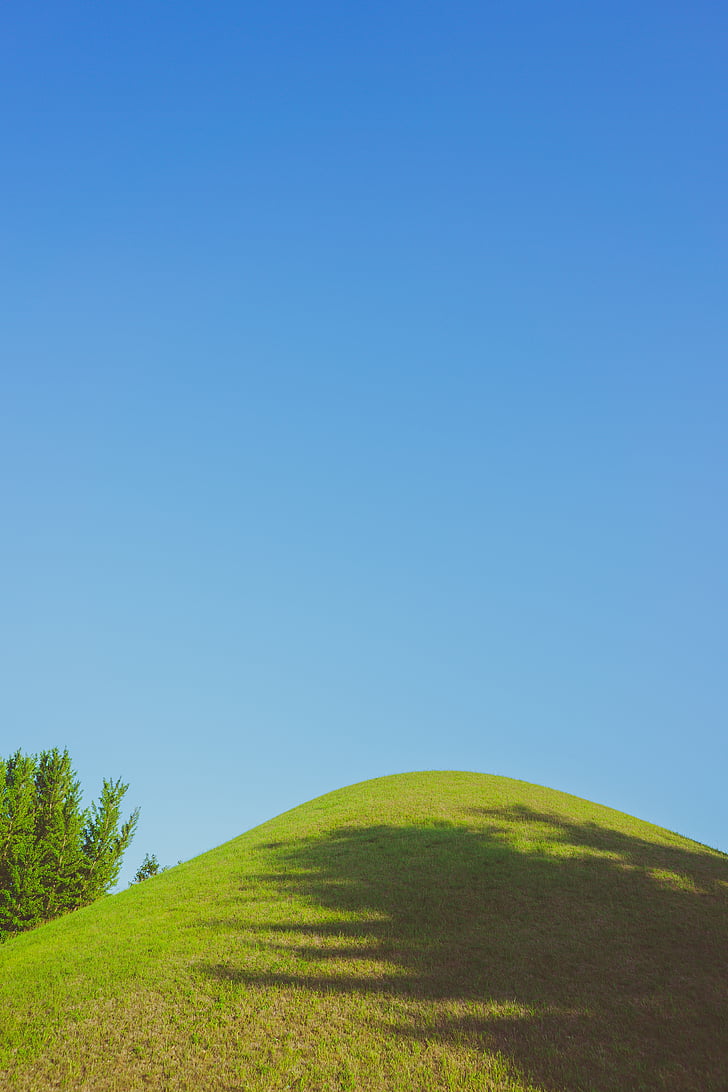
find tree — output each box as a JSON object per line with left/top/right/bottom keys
{"left": 78, "top": 777, "right": 139, "bottom": 902}
{"left": 131, "top": 852, "right": 162, "bottom": 883}
{"left": 31, "top": 747, "right": 85, "bottom": 920}
{"left": 0, "top": 748, "right": 138, "bottom": 937}
{"left": 0, "top": 752, "right": 40, "bottom": 934}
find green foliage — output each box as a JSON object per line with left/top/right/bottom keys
{"left": 0, "top": 748, "right": 138, "bottom": 937}
{"left": 132, "top": 853, "right": 162, "bottom": 883}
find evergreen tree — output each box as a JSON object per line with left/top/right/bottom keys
{"left": 0, "top": 749, "right": 139, "bottom": 937}
{"left": 0, "top": 751, "right": 42, "bottom": 933}
{"left": 132, "top": 852, "right": 162, "bottom": 883}
{"left": 79, "top": 778, "right": 139, "bottom": 902}
{"left": 33, "top": 748, "right": 86, "bottom": 919}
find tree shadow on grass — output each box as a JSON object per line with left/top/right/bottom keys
{"left": 198, "top": 807, "right": 728, "bottom": 1092}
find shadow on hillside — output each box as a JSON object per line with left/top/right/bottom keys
{"left": 197, "top": 806, "right": 728, "bottom": 1092}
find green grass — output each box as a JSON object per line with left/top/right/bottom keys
{"left": 1, "top": 771, "right": 726, "bottom": 1091}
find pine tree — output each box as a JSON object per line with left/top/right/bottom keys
{"left": 132, "top": 852, "right": 162, "bottom": 883}
{"left": 0, "top": 751, "right": 43, "bottom": 933}
{"left": 79, "top": 778, "right": 139, "bottom": 902}
{"left": 33, "top": 749, "right": 86, "bottom": 919}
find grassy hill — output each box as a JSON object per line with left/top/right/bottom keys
{"left": 1, "top": 770, "right": 726, "bottom": 1091}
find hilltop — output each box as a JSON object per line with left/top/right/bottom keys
{"left": 1, "top": 771, "right": 726, "bottom": 1091}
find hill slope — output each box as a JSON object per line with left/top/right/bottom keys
{"left": 1, "top": 770, "right": 727, "bottom": 1091}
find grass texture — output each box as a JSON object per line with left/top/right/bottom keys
{"left": 1, "top": 770, "right": 726, "bottom": 1091}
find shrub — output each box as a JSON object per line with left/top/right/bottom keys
{"left": 131, "top": 853, "right": 163, "bottom": 883}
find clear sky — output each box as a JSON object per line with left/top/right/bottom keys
{"left": 2, "top": 2, "right": 726, "bottom": 885}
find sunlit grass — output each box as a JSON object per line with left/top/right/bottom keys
{"left": 1, "top": 771, "right": 726, "bottom": 1090}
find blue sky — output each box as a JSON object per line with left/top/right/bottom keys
{"left": 2, "top": 2, "right": 726, "bottom": 884}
